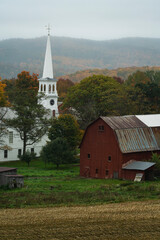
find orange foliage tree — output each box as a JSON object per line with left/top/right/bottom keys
{"left": 0, "top": 80, "right": 8, "bottom": 107}
{"left": 57, "top": 78, "right": 74, "bottom": 100}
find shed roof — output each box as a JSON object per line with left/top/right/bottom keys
{"left": 101, "top": 116, "right": 147, "bottom": 130}
{"left": 0, "top": 167, "right": 17, "bottom": 173}
{"left": 5, "top": 175, "right": 24, "bottom": 177}
{"left": 122, "top": 161, "right": 155, "bottom": 171}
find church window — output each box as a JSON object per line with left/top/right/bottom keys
{"left": 53, "top": 110, "right": 55, "bottom": 117}
{"left": 31, "top": 148, "right": 34, "bottom": 153}
{"left": 9, "top": 131, "right": 13, "bottom": 143}
{"left": 18, "top": 149, "right": 22, "bottom": 157}
{"left": 41, "top": 84, "right": 43, "bottom": 92}
{"left": 49, "top": 85, "right": 51, "bottom": 93}
{"left": 52, "top": 84, "right": 55, "bottom": 92}
{"left": 4, "top": 150, "right": 8, "bottom": 158}
{"left": 44, "top": 84, "right": 46, "bottom": 92}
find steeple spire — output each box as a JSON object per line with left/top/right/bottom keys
{"left": 42, "top": 25, "right": 54, "bottom": 79}
{"left": 39, "top": 25, "right": 59, "bottom": 117}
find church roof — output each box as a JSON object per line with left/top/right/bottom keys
{"left": 42, "top": 34, "right": 54, "bottom": 79}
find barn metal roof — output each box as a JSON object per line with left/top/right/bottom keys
{"left": 101, "top": 116, "right": 147, "bottom": 130}
{"left": 136, "top": 114, "right": 160, "bottom": 127}
{"left": 122, "top": 161, "right": 155, "bottom": 170}
{"left": 80, "top": 115, "right": 160, "bottom": 153}
{"left": 115, "top": 127, "right": 160, "bottom": 153}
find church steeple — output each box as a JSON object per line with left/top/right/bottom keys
{"left": 38, "top": 25, "right": 59, "bottom": 117}
{"left": 42, "top": 29, "right": 54, "bottom": 79}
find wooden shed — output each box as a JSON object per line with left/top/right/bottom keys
{"left": 0, "top": 167, "right": 24, "bottom": 188}
{"left": 80, "top": 115, "right": 160, "bottom": 181}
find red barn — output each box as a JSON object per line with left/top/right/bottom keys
{"left": 80, "top": 115, "right": 160, "bottom": 181}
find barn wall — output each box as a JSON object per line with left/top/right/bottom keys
{"left": 122, "top": 169, "right": 145, "bottom": 181}
{"left": 80, "top": 118, "right": 123, "bottom": 179}
{"left": 122, "top": 150, "right": 160, "bottom": 164}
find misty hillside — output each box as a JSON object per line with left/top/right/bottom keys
{"left": 1, "top": 36, "right": 160, "bottom": 79}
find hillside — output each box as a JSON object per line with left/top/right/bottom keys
{"left": 62, "top": 66, "right": 160, "bottom": 82}
{"left": 1, "top": 36, "right": 160, "bottom": 79}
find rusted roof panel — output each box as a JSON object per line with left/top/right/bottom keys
{"left": 152, "top": 127, "right": 160, "bottom": 147}
{"left": 101, "top": 116, "right": 147, "bottom": 130}
{"left": 115, "top": 127, "right": 160, "bottom": 153}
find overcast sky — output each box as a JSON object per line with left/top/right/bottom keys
{"left": 1, "top": 0, "right": 160, "bottom": 41}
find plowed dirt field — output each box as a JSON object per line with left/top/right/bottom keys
{"left": 0, "top": 200, "right": 160, "bottom": 240}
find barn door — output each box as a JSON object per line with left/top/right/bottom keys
{"left": 113, "top": 171, "right": 118, "bottom": 179}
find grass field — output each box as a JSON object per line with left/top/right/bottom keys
{"left": 1, "top": 159, "right": 160, "bottom": 208}
{"left": 0, "top": 200, "right": 160, "bottom": 240}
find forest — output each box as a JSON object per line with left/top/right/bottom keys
{"left": 1, "top": 36, "right": 160, "bottom": 79}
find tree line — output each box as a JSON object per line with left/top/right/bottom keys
{"left": 1, "top": 70, "right": 160, "bottom": 166}
{"left": 62, "top": 70, "right": 160, "bottom": 128}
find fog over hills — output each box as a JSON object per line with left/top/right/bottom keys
{"left": 1, "top": 36, "right": 160, "bottom": 79}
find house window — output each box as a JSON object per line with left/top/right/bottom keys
{"left": 4, "top": 150, "right": 8, "bottom": 158}
{"left": 88, "top": 153, "right": 91, "bottom": 159}
{"left": 95, "top": 168, "right": 98, "bottom": 174}
{"left": 18, "top": 149, "right": 22, "bottom": 157}
{"left": 9, "top": 131, "right": 13, "bottom": 143}
{"left": 31, "top": 148, "right": 34, "bottom": 153}
{"left": 108, "top": 156, "right": 111, "bottom": 162}
{"left": 98, "top": 125, "right": 104, "bottom": 131}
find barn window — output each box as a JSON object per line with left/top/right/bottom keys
{"left": 108, "top": 156, "right": 111, "bottom": 162}
{"left": 88, "top": 153, "right": 91, "bottom": 159}
{"left": 18, "top": 149, "right": 22, "bottom": 157}
{"left": 98, "top": 125, "right": 104, "bottom": 131}
{"left": 4, "top": 150, "right": 8, "bottom": 158}
{"left": 9, "top": 131, "right": 13, "bottom": 143}
{"left": 106, "top": 169, "right": 109, "bottom": 176}
{"left": 95, "top": 168, "right": 98, "bottom": 174}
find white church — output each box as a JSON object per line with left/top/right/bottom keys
{"left": 0, "top": 30, "right": 59, "bottom": 162}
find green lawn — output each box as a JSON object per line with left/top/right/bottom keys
{"left": 0, "top": 159, "right": 160, "bottom": 208}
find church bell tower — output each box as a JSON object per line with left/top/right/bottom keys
{"left": 38, "top": 25, "right": 59, "bottom": 117}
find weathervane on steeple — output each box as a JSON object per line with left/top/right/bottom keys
{"left": 45, "top": 24, "right": 51, "bottom": 36}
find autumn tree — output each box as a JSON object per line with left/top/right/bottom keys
{"left": 125, "top": 71, "right": 151, "bottom": 86}
{"left": 0, "top": 80, "right": 9, "bottom": 147}
{"left": 57, "top": 78, "right": 74, "bottom": 100}
{"left": 6, "top": 71, "right": 49, "bottom": 155}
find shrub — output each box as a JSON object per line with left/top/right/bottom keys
{"left": 19, "top": 151, "right": 37, "bottom": 167}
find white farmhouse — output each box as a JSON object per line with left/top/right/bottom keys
{"left": 0, "top": 31, "right": 59, "bottom": 162}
